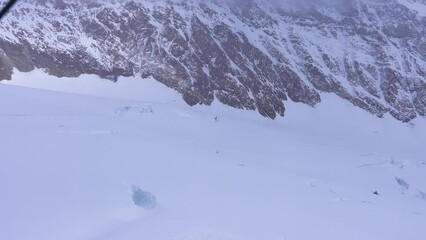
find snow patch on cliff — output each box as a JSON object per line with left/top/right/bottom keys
{"left": 397, "top": 0, "right": 426, "bottom": 16}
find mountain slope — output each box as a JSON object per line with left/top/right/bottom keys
{"left": 0, "top": 0, "right": 426, "bottom": 121}
{"left": 1, "top": 75, "right": 426, "bottom": 240}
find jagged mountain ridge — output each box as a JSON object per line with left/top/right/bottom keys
{"left": 0, "top": 0, "right": 425, "bottom": 121}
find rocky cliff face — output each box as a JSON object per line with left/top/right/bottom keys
{"left": 0, "top": 0, "right": 425, "bottom": 121}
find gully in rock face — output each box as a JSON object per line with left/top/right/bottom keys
{"left": 1, "top": 0, "right": 425, "bottom": 122}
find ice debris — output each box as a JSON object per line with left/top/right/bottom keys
{"left": 416, "top": 190, "right": 426, "bottom": 200}
{"left": 115, "top": 104, "right": 154, "bottom": 117}
{"left": 131, "top": 186, "right": 157, "bottom": 209}
{"left": 395, "top": 177, "right": 410, "bottom": 192}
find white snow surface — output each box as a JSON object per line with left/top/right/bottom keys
{"left": 397, "top": 0, "right": 426, "bottom": 17}
{"left": 1, "top": 72, "right": 426, "bottom": 240}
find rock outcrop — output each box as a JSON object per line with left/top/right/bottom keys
{"left": 0, "top": 0, "right": 425, "bottom": 121}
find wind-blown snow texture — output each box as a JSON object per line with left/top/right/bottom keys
{"left": 1, "top": 73, "right": 426, "bottom": 240}
{"left": 0, "top": 0, "right": 426, "bottom": 121}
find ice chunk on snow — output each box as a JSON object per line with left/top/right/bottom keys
{"left": 131, "top": 186, "right": 157, "bottom": 209}
{"left": 395, "top": 177, "right": 410, "bottom": 191}
{"left": 114, "top": 104, "right": 154, "bottom": 117}
{"left": 115, "top": 106, "right": 132, "bottom": 116}
{"left": 416, "top": 190, "right": 426, "bottom": 200}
